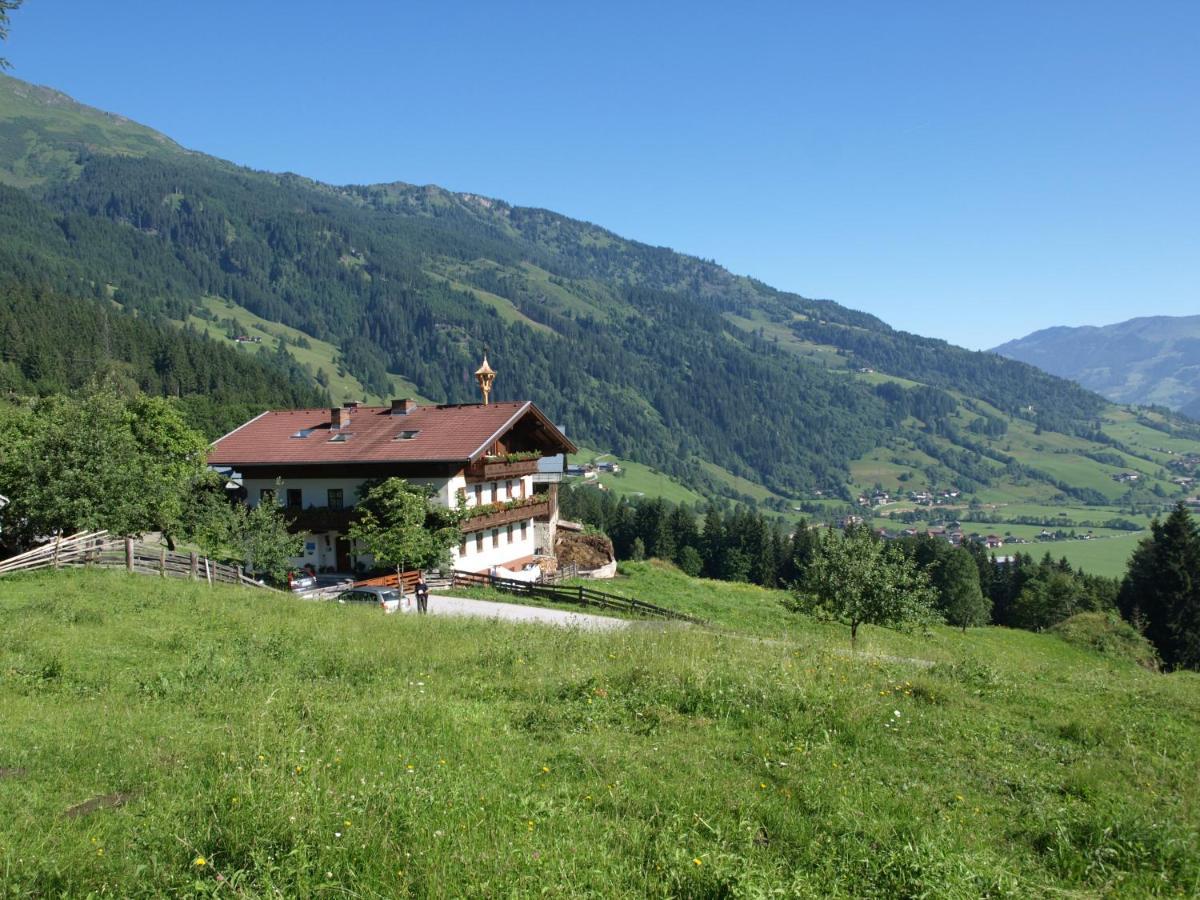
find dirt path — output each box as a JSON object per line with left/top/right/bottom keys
{"left": 425, "top": 593, "right": 629, "bottom": 631}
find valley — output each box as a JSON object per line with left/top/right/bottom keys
{"left": 2, "top": 70, "right": 1200, "bottom": 580}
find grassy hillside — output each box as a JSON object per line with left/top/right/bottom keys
{"left": 0, "top": 74, "right": 188, "bottom": 186}
{"left": 3, "top": 72, "right": 1200, "bottom": 524}
{"left": 185, "top": 295, "right": 427, "bottom": 407}
{"left": 1, "top": 569, "right": 1197, "bottom": 896}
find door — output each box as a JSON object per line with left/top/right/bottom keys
{"left": 336, "top": 536, "right": 352, "bottom": 572}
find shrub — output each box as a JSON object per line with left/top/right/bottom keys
{"left": 1050, "top": 612, "right": 1160, "bottom": 670}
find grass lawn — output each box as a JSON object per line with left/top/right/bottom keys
{"left": 1, "top": 569, "right": 1198, "bottom": 896}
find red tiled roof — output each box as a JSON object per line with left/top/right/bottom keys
{"left": 208, "top": 401, "right": 575, "bottom": 467}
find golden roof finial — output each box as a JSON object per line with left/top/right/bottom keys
{"left": 474, "top": 349, "right": 496, "bottom": 406}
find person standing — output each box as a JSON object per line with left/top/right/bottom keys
{"left": 415, "top": 573, "right": 429, "bottom": 615}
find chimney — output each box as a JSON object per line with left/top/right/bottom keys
{"left": 391, "top": 398, "right": 418, "bottom": 415}
{"left": 331, "top": 406, "right": 349, "bottom": 430}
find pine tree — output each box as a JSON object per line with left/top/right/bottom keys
{"left": 1119, "top": 503, "right": 1200, "bottom": 670}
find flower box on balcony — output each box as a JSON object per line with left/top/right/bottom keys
{"left": 466, "top": 455, "right": 542, "bottom": 481}
{"left": 461, "top": 497, "right": 550, "bottom": 532}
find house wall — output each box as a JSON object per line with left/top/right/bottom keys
{"left": 243, "top": 470, "right": 539, "bottom": 574}
{"left": 451, "top": 516, "right": 538, "bottom": 573}
{"left": 243, "top": 472, "right": 526, "bottom": 512}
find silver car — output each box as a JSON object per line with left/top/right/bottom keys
{"left": 335, "top": 586, "right": 406, "bottom": 614}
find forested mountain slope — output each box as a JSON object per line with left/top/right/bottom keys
{"left": 2, "top": 72, "right": 1199, "bottom": 510}
{"left": 994, "top": 316, "right": 1200, "bottom": 417}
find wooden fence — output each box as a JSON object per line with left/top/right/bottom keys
{"left": 450, "top": 570, "right": 705, "bottom": 624}
{"left": 0, "top": 531, "right": 276, "bottom": 591}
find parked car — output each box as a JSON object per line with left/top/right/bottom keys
{"left": 287, "top": 570, "right": 317, "bottom": 593}
{"left": 335, "top": 586, "right": 407, "bottom": 614}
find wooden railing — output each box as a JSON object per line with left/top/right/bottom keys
{"left": 352, "top": 570, "right": 422, "bottom": 592}
{"left": 450, "top": 570, "right": 705, "bottom": 624}
{"left": 0, "top": 531, "right": 276, "bottom": 590}
{"left": 461, "top": 497, "right": 550, "bottom": 533}
{"left": 465, "top": 457, "right": 541, "bottom": 481}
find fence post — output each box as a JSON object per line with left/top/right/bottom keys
{"left": 204, "top": 557, "right": 213, "bottom": 587}
{"left": 125, "top": 537, "right": 134, "bottom": 573}
{"left": 236, "top": 564, "right": 243, "bottom": 586}
{"left": 190, "top": 552, "right": 198, "bottom": 580}
{"left": 160, "top": 548, "right": 166, "bottom": 577}
{"left": 53, "top": 532, "right": 62, "bottom": 570}
{"left": 578, "top": 585, "right": 584, "bottom": 605}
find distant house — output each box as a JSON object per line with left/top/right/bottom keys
{"left": 985, "top": 535, "right": 1003, "bottom": 549}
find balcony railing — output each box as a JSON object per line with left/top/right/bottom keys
{"left": 465, "top": 456, "right": 541, "bottom": 481}
{"left": 286, "top": 506, "right": 357, "bottom": 533}
{"left": 461, "top": 497, "right": 550, "bottom": 533}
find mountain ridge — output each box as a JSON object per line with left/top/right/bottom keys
{"left": 993, "top": 315, "right": 1200, "bottom": 416}
{"left": 2, "top": 71, "right": 1199, "bottom": 519}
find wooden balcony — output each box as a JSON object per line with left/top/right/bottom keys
{"left": 461, "top": 497, "right": 550, "bottom": 533}
{"left": 286, "top": 506, "right": 356, "bottom": 533}
{"left": 465, "top": 456, "right": 541, "bottom": 482}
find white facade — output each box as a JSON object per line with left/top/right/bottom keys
{"left": 246, "top": 471, "right": 539, "bottom": 574}
{"left": 452, "top": 516, "right": 539, "bottom": 572}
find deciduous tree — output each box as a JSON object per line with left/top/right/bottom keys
{"left": 349, "top": 478, "right": 463, "bottom": 578}
{"left": 791, "top": 527, "right": 939, "bottom": 646}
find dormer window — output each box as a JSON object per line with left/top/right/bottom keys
{"left": 329, "top": 432, "right": 353, "bottom": 443}
{"left": 394, "top": 430, "right": 420, "bottom": 441}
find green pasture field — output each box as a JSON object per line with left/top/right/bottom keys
{"left": 569, "top": 447, "right": 706, "bottom": 507}
{"left": 1, "top": 568, "right": 1198, "bottom": 896}
{"left": 184, "top": 296, "right": 426, "bottom": 407}
{"left": 991, "top": 532, "right": 1146, "bottom": 579}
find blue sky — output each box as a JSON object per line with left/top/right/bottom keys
{"left": 6, "top": 1, "right": 1197, "bottom": 348}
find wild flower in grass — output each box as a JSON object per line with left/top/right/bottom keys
{"left": 96, "top": 848, "right": 104, "bottom": 856}
{"left": 893, "top": 710, "right": 901, "bottom": 718}
{"left": 193, "top": 856, "right": 206, "bottom": 867}
{"left": 335, "top": 832, "right": 342, "bottom": 839}
{"left": 541, "top": 766, "right": 550, "bottom": 774}
{"left": 693, "top": 857, "right": 703, "bottom": 866}
{"left": 344, "top": 820, "right": 351, "bottom": 828}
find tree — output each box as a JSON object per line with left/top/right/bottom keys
{"left": 241, "top": 501, "right": 303, "bottom": 583}
{"left": 0, "top": 1, "right": 22, "bottom": 70}
{"left": 676, "top": 544, "right": 703, "bottom": 577}
{"left": 183, "top": 477, "right": 301, "bottom": 583}
{"left": 1119, "top": 503, "right": 1200, "bottom": 670}
{"left": 349, "top": 478, "right": 462, "bottom": 578}
{"left": 1010, "top": 570, "right": 1079, "bottom": 631}
{"left": 935, "top": 548, "right": 990, "bottom": 631}
{"left": 0, "top": 384, "right": 208, "bottom": 546}
{"left": 790, "top": 528, "right": 939, "bottom": 647}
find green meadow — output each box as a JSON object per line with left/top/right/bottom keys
{"left": 1, "top": 567, "right": 1198, "bottom": 897}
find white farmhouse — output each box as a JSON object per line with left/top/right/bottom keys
{"left": 208, "top": 368, "right": 576, "bottom": 575}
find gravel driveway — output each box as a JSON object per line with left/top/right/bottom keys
{"left": 425, "top": 593, "right": 629, "bottom": 631}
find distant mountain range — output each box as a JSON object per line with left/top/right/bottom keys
{"left": 993, "top": 317, "right": 1200, "bottom": 420}
{"left": 2, "top": 71, "right": 1199, "bottom": 516}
